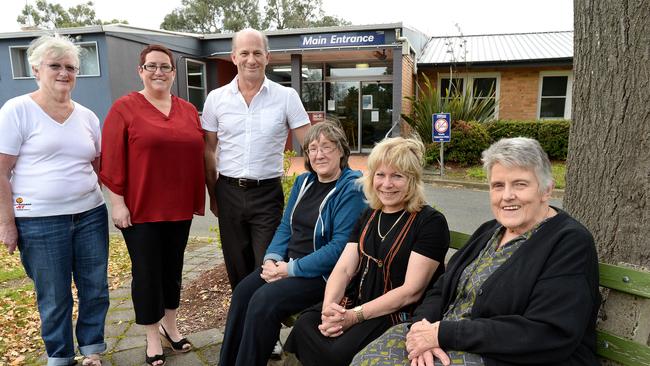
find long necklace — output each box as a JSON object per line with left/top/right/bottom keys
{"left": 377, "top": 210, "right": 407, "bottom": 241}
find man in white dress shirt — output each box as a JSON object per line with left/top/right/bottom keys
{"left": 202, "top": 28, "right": 311, "bottom": 289}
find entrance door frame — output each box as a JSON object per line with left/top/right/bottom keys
{"left": 324, "top": 75, "right": 393, "bottom": 153}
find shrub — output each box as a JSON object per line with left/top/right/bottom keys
{"left": 537, "top": 120, "right": 570, "bottom": 160}
{"left": 424, "top": 121, "right": 491, "bottom": 167}
{"left": 402, "top": 74, "right": 496, "bottom": 144}
{"left": 484, "top": 119, "right": 570, "bottom": 160}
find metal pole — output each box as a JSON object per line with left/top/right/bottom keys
{"left": 440, "top": 142, "right": 444, "bottom": 176}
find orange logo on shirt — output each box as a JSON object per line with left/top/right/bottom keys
{"left": 16, "top": 197, "right": 23, "bottom": 204}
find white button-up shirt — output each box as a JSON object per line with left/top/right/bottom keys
{"left": 202, "top": 77, "right": 310, "bottom": 180}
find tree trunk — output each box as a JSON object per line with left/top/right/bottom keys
{"left": 567, "top": 0, "right": 650, "bottom": 266}
{"left": 567, "top": 0, "right": 650, "bottom": 358}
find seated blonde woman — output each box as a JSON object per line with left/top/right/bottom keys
{"left": 352, "top": 137, "right": 600, "bottom": 366}
{"left": 284, "top": 137, "right": 450, "bottom": 366}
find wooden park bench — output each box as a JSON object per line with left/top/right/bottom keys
{"left": 449, "top": 231, "right": 650, "bottom": 366}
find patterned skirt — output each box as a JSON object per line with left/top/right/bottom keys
{"left": 351, "top": 323, "right": 485, "bottom": 366}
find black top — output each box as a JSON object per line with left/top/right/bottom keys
{"left": 287, "top": 179, "right": 337, "bottom": 259}
{"left": 347, "top": 205, "right": 450, "bottom": 321}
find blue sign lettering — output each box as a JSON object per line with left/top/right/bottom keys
{"left": 300, "top": 31, "right": 385, "bottom": 48}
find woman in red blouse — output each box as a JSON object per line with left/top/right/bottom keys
{"left": 100, "top": 44, "right": 205, "bottom": 366}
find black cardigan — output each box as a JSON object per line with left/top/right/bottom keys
{"left": 412, "top": 208, "right": 601, "bottom": 365}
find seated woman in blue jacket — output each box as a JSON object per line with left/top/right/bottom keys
{"left": 218, "top": 120, "right": 367, "bottom": 366}
{"left": 352, "top": 137, "right": 600, "bottom": 366}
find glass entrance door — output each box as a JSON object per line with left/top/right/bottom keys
{"left": 326, "top": 81, "right": 359, "bottom": 152}
{"left": 361, "top": 82, "right": 393, "bottom": 151}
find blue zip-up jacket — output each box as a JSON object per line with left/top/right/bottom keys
{"left": 263, "top": 167, "right": 366, "bottom": 279}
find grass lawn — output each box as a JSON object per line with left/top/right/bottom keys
{"left": 442, "top": 162, "right": 566, "bottom": 189}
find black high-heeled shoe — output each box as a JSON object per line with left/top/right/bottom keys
{"left": 145, "top": 341, "right": 166, "bottom": 366}
{"left": 145, "top": 353, "right": 165, "bottom": 366}
{"left": 159, "top": 325, "right": 193, "bottom": 353}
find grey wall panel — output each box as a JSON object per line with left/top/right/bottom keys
{"left": 106, "top": 36, "right": 150, "bottom": 103}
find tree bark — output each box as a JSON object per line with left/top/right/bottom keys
{"left": 567, "top": 0, "right": 650, "bottom": 267}
{"left": 568, "top": 1, "right": 650, "bottom": 358}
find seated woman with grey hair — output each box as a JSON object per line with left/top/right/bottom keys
{"left": 352, "top": 137, "right": 600, "bottom": 366}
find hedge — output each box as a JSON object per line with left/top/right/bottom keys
{"left": 485, "top": 120, "right": 570, "bottom": 160}
{"left": 425, "top": 119, "right": 570, "bottom": 166}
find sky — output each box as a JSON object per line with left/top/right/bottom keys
{"left": 0, "top": 0, "right": 573, "bottom": 35}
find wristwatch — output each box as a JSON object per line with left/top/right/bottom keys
{"left": 353, "top": 305, "right": 365, "bottom": 323}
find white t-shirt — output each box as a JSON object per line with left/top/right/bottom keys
{"left": 201, "top": 76, "right": 310, "bottom": 180}
{"left": 0, "top": 94, "right": 104, "bottom": 217}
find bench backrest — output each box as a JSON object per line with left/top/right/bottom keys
{"left": 449, "top": 231, "right": 650, "bottom": 366}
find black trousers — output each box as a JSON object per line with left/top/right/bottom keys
{"left": 121, "top": 220, "right": 192, "bottom": 325}
{"left": 285, "top": 305, "right": 391, "bottom": 366}
{"left": 219, "top": 268, "right": 327, "bottom": 366}
{"left": 215, "top": 178, "right": 284, "bottom": 289}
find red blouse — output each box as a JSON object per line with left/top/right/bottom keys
{"left": 100, "top": 92, "right": 205, "bottom": 223}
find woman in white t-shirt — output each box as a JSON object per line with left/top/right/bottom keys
{"left": 0, "top": 35, "right": 108, "bottom": 366}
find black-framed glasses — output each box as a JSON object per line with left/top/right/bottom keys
{"left": 45, "top": 63, "right": 80, "bottom": 74}
{"left": 141, "top": 63, "right": 174, "bottom": 73}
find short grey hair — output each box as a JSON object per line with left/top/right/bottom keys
{"left": 28, "top": 34, "right": 80, "bottom": 69}
{"left": 482, "top": 137, "right": 553, "bottom": 193}
{"left": 231, "top": 28, "right": 269, "bottom": 53}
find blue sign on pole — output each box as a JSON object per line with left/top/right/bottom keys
{"left": 432, "top": 113, "right": 451, "bottom": 142}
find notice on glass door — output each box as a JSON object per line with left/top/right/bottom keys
{"left": 327, "top": 100, "right": 336, "bottom": 111}
{"left": 362, "top": 95, "right": 373, "bottom": 110}
{"left": 371, "top": 110, "right": 379, "bottom": 122}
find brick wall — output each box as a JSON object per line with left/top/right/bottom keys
{"left": 419, "top": 65, "right": 572, "bottom": 120}
{"left": 401, "top": 54, "right": 415, "bottom": 116}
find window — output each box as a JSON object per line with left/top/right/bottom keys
{"left": 438, "top": 73, "right": 499, "bottom": 118}
{"left": 186, "top": 59, "right": 206, "bottom": 112}
{"left": 267, "top": 64, "right": 324, "bottom": 112}
{"left": 538, "top": 72, "right": 572, "bottom": 119}
{"left": 9, "top": 41, "right": 100, "bottom": 79}
{"left": 78, "top": 42, "right": 100, "bottom": 76}
{"left": 9, "top": 46, "right": 33, "bottom": 78}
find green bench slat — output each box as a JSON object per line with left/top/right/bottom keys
{"left": 449, "top": 231, "right": 471, "bottom": 250}
{"left": 599, "top": 263, "right": 650, "bottom": 299}
{"left": 597, "top": 330, "right": 650, "bottom": 366}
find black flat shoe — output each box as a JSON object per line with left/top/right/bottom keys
{"left": 159, "top": 325, "right": 193, "bottom": 353}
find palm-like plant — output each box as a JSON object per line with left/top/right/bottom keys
{"left": 402, "top": 74, "right": 496, "bottom": 143}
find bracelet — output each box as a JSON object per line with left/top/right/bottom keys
{"left": 353, "top": 305, "right": 365, "bottom": 323}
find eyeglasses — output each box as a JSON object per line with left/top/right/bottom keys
{"left": 141, "top": 63, "right": 174, "bottom": 73}
{"left": 44, "top": 63, "right": 80, "bottom": 74}
{"left": 307, "top": 145, "right": 337, "bottom": 155}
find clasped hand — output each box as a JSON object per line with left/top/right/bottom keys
{"left": 260, "top": 260, "right": 288, "bottom": 282}
{"left": 406, "top": 319, "right": 450, "bottom": 366}
{"left": 318, "top": 302, "right": 354, "bottom": 337}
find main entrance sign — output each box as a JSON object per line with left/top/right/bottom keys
{"left": 300, "top": 31, "right": 385, "bottom": 48}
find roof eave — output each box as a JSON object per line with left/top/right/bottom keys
{"left": 419, "top": 57, "right": 573, "bottom": 68}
